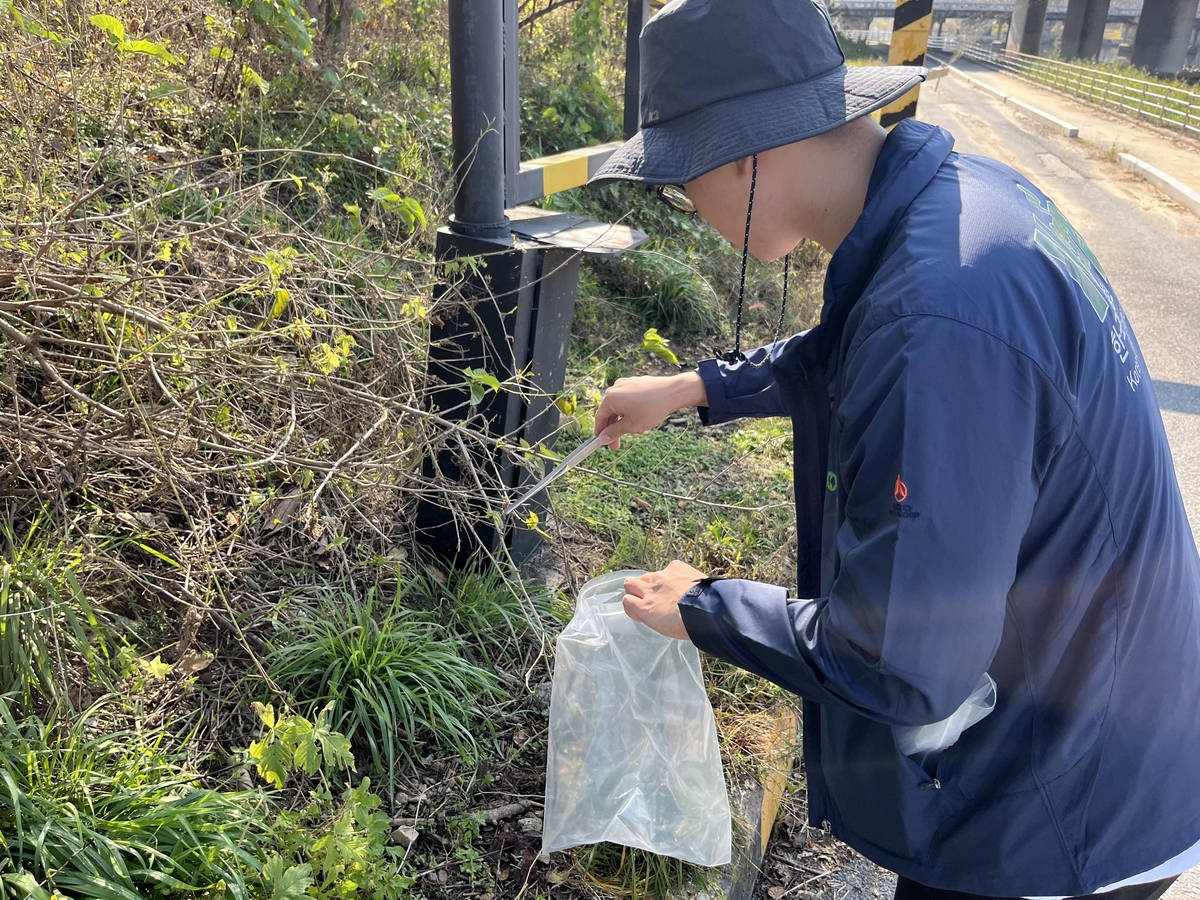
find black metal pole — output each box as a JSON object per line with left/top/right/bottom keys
{"left": 449, "top": 0, "right": 510, "bottom": 239}
{"left": 623, "top": 0, "right": 650, "bottom": 140}
{"left": 502, "top": 0, "right": 520, "bottom": 207}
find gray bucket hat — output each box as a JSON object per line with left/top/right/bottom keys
{"left": 589, "top": 0, "right": 926, "bottom": 187}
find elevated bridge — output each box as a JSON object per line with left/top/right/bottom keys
{"left": 831, "top": 0, "right": 1200, "bottom": 74}
{"left": 831, "top": 0, "right": 1147, "bottom": 22}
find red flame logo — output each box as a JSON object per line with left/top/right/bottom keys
{"left": 894, "top": 475, "right": 908, "bottom": 504}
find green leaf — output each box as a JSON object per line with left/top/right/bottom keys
{"left": 89, "top": 13, "right": 124, "bottom": 40}
{"left": 311, "top": 342, "right": 348, "bottom": 375}
{"left": 463, "top": 366, "right": 501, "bottom": 406}
{"left": 249, "top": 736, "right": 290, "bottom": 789}
{"left": 141, "top": 655, "right": 171, "bottom": 679}
{"left": 11, "top": 8, "right": 57, "bottom": 39}
{"left": 398, "top": 197, "right": 426, "bottom": 230}
{"left": 312, "top": 706, "right": 354, "bottom": 770}
{"left": 145, "top": 80, "right": 186, "bottom": 101}
{"left": 2, "top": 872, "right": 53, "bottom": 900}
{"left": 253, "top": 701, "right": 276, "bottom": 729}
{"left": 241, "top": 64, "right": 269, "bottom": 94}
{"left": 291, "top": 727, "right": 322, "bottom": 775}
{"left": 266, "top": 858, "right": 314, "bottom": 900}
{"left": 117, "top": 39, "right": 182, "bottom": 65}
{"left": 463, "top": 367, "right": 500, "bottom": 391}
{"left": 641, "top": 327, "right": 679, "bottom": 365}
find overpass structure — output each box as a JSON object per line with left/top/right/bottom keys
{"left": 830, "top": 0, "right": 1200, "bottom": 72}
{"left": 833, "top": 0, "right": 1145, "bottom": 24}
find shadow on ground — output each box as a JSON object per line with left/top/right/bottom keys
{"left": 1157, "top": 381, "right": 1200, "bottom": 415}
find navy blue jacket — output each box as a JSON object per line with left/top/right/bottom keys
{"left": 680, "top": 120, "right": 1200, "bottom": 895}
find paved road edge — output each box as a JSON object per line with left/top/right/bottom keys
{"left": 1118, "top": 153, "right": 1200, "bottom": 218}
{"left": 929, "top": 55, "right": 1081, "bottom": 139}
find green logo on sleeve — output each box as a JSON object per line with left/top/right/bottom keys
{"left": 826, "top": 471, "right": 838, "bottom": 492}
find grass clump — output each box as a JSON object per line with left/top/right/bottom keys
{"left": 0, "top": 698, "right": 266, "bottom": 900}
{"left": 0, "top": 514, "right": 109, "bottom": 713}
{"left": 576, "top": 842, "right": 706, "bottom": 900}
{"left": 428, "top": 567, "right": 552, "bottom": 667}
{"left": 264, "top": 582, "right": 506, "bottom": 785}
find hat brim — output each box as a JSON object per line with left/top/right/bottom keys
{"left": 588, "top": 64, "right": 926, "bottom": 187}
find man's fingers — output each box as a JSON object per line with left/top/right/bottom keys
{"left": 593, "top": 407, "right": 619, "bottom": 436}
{"left": 623, "top": 576, "right": 646, "bottom": 598}
{"left": 622, "top": 594, "right": 644, "bottom": 621}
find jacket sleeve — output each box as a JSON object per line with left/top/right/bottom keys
{"left": 696, "top": 334, "right": 804, "bottom": 425}
{"left": 680, "top": 315, "right": 1061, "bottom": 726}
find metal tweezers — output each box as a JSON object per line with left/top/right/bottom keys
{"left": 502, "top": 435, "right": 605, "bottom": 518}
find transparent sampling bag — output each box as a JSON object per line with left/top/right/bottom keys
{"left": 541, "top": 571, "right": 732, "bottom": 866}
{"left": 895, "top": 672, "right": 998, "bottom": 762}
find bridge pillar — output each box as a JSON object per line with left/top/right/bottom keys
{"left": 1008, "top": 0, "right": 1050, "bottom": 54}
{"left": 1131, "top": 0, "right": 1200, "bottom": 72}
{"left": 1061, "top": 0, "right": 1112, "bottom": 58}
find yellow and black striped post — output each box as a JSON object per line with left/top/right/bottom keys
{"left": 878, "top": 0, "right": 934, "bottom": 128}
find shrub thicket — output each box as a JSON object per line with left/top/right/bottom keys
{"left": 0, "top": 0, "right": 806, "bottom": 896}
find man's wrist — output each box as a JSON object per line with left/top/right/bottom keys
{"left": 672, "top": 371, "right": 708, "bottom": 409}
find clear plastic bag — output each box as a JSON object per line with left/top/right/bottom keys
{"left": 895, "top": 672, "right": 997, "bottom": 760}
{"left": 540, "top": 570, "right": 732, "bottom": 866}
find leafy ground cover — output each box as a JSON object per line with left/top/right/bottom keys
{"left": 0, "top": 0, "right": 835, "bottom": 897}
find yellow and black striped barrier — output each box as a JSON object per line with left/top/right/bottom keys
{"left": 514, "top": 141, "right": 625, "bottom": 205}
{"left": 879, "top": 0, "right": 934, "bottom": 128}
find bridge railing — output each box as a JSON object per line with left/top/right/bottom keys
{"left": 923, "top": 36, "right": 1200, "bottom": 138}
{"left": 840, "top": 28, "right": 899, "bottom": 42}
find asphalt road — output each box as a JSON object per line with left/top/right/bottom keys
{"left": 915, "top": 73, "right": 1200, "bottom": 900}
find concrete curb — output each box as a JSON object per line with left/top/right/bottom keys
{"left": 952, "top": 67, "right": 1008, "bottom": 102}
{"left": 1118, "top": 152, "right": 1200, "bottom": 218}
{"left": 1005, "top": 97, "right": 1080, "bottom": 138}
{"left": 932, "top": 56, "right": 1080, "bottom": 138}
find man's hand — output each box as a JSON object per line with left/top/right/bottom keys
{"left": 594, "top": 372, "right": 708, "bottom": 450}
{"left": 623, "top": 560, "right": 708, "bottom": 641}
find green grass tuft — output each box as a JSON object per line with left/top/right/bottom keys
{"left": 0, "top": 514, "right": 109, "bottom": 712}
{"left": 427, "top": 567, "right": 552, "bottom": 667}
{"left": 0, "top": 698, "right": 267, "bottom": 900}
{"left": 265, "top": 582, "right": 505, "bottom": 786}
{"left": 576, "top": 842, "right": 707, "bottom": 900}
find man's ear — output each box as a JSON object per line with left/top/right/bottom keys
{"left": 732, "top": 156, "right": 754, "bottom": 181}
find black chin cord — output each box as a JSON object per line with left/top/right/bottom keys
{"left": 715, "top": 152, "right": 791, "bottom": 368}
